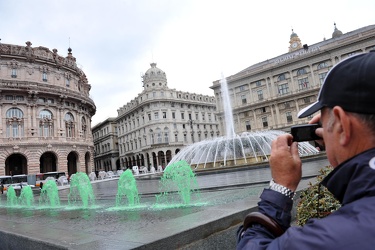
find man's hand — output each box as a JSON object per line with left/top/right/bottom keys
{"left": 269, "top": 134, "right": 302, "bottom": 191}
{"left": 309, "top": 114, "right": 325, "bottom": 149}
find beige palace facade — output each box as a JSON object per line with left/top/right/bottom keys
{"left": 0, "top": 41, "right": 96, "bottom": 177}
{"left": 211, "top": 24, "right": 375, "bottom": 134}
{"left": 116, "top": 63, "right": 219, "bottom": 170}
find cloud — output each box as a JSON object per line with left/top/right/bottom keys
{"left": 1, "top": 0, "right": 375, "bottom": 126}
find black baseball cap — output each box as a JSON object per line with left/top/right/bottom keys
{"left": 298, "top": 50, "right": 375, "bottom": 118}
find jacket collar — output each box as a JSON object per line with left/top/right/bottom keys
{"left": 321, "top": 148, "right": 375, "bottom": 205}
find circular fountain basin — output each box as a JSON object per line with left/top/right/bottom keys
{"left": 168, "top": 131, "right": 319, "bottom": 169}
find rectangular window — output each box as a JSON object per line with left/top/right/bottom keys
{"left": 255, "top": 81, "right": 262, "bottom": 87}
{"left": 239, "top": 85, "right": 246, "bottom": 91}
{"left": 286, "top": 112, "right": 293, "bottom": 123}
{"left": 163, "top": 112, "right": 167, "bottom": 119}
{"left": 298, "top": 78, "right": 309, "bottom": 90}
{"left": 148, "top": 114, "right": 151, "bottom": 121}
{"left": 16, "top": 96, "right": 24, "bottom": 101}
{"left": 11, "top": 68, "right": 17, "bottom": 78}
{"left": 42, "top": 72, "right": 48, "bottom": 82}
{"left": 195, "top": 113, "right": 199, "bottom": 120}
{"left": 262, "top": 117, "right": 268, "bottom": 128}
{"left": 241, "top": 94, "right": 247, "bottom": 104}
{"left": 278, "top": 83, "right": 289, "bottom": 95}
{"left": 245, "top": 121, "right": 251, "bottom": 131}
{"left": 172, "top": 112, "right": 175, "bottom": 119}
{"left": 181, "top": 113, "right": 185, "bottom": 120}
{"left": 319, "top": 72, "right": 327, "bottom": 85}
{"left": 66, "top": 79, "right": 70, "bottom": 87}
{"left": 5, "top": 95, "right": 14, "bottom": 100}
{"left": 257, "top": 90, "right": 263, "bottom": 100}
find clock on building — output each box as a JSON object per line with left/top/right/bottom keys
{"left": 292, "top": 42, "right": 298, "bottom": 48}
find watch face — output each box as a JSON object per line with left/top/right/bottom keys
{"left": 292, "top": 42, "right": 298, "bottom": 48}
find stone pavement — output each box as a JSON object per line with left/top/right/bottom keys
{"left": 0, "top": 155, "right": 329, "bottom": 249}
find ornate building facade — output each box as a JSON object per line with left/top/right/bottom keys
{"left": 115, "top": 63, "right": 219, "bottom": 170}
{"left": 92, "top": 118, "right": 119, "bottom": 171}
{"left": 0, "top": 41, "right": 96, "bottom": 177}
{"left": 212, "top": 24, "right": 375, "bottom": 134}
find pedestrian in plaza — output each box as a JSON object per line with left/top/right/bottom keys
{"left": 237, "top": 50, "right": 375, "bottom": 249}
{"left": 0, "top": 182, "right": 3, "bottom": 194}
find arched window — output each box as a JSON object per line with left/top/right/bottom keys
{"left": 64, "top": 112, "right": 74, "bottom": 138}
{"left": 6, "top": 108, "right": 24, "bottom": 137}
{"left": 39, "top": 109, "right": 53, "bottom": 137}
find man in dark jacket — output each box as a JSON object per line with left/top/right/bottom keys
{"left": 237, "top": 50, "right": 375, "bottom": 249}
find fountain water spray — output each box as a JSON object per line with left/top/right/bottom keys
{"left": 19, "top": 185, "right": 34, "bottom": 207}
{"left": 68, "top": 172, "right": 95, "bottom": 207}
{"left": 220, "top": 75, "right": 236, "bottom": 139}
{"left": 39, "top": 179, "right": 60, "bottom": 207}
{"left": 167, "top": 75, "right": 319, "bottom": 169}
{"left": 156, "top": 160, "right": 200, "bottom": 206}
{"left": 116, "top": 169, "right": 140, "bottom": 207}
{"left": 6, "top": 185, "right": 18, "bottom": 206}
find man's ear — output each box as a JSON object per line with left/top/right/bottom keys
{"left": 333, "top": 106, "right": 351, "bottom": 146}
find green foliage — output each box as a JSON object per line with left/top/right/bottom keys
{"left": 296, "top": 166, "right": 341, "bottom": 226}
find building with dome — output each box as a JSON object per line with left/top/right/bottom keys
{"left": 211, "top": 24, "right": 375, "bottom": 134}
{"left": 0, "top": 41, "right": 96, "bottom": 177}
{"left": 93, "top": 63, "right": 219, "bottom": 171}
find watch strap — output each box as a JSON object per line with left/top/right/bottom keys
{"left": 269, "top": 179, "right": 295, "bottom": 200}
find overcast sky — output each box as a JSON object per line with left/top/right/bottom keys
{"left": 1, "top": 0, "right": 375, "bottom": 126}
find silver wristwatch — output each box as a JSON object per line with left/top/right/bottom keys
{"left": 269, "top": 179, "right": 295, "bottom": 200}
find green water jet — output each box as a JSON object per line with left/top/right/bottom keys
{"left": 19, "top": 185, "right": 34, "bottom": 207}
{"left": 7, "top": 186, "right": 18, "bottom": 206}
{"left": 116, "top": 169, "right": 140, "bottom": 207}
{"left": 68, "top": 172, "right": 95, "bottom": 207}
{"left": 39, "top": 180, "right": 60, "bottom": 207}
{"left": 156, "top": 160, "right": 200, "bottom": 205}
